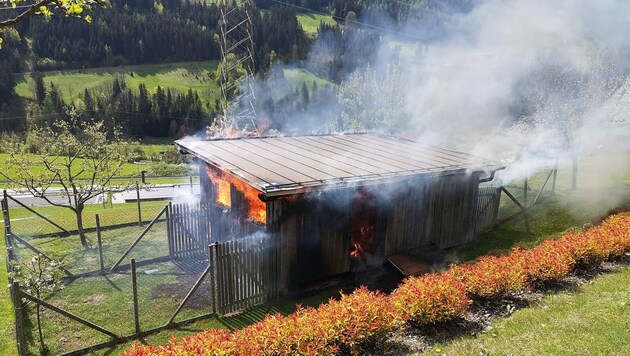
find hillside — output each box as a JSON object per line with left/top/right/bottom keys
{"left": 15, "top": 61, "right": 220, "bottom": 104}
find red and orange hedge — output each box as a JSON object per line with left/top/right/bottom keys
{"left": 126, "top": 212, "right": 630, "bottom": 356}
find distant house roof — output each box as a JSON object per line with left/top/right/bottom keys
{"left": 175, "top": 133, "right": 504, "bottom": 198}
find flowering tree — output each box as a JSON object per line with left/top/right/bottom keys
{"left": 0, "top": 118, "right": 133, "bottom": 246}
{"left": 9, "top": 255, "right": 64, "bottom": 355}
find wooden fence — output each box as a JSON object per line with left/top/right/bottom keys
{"left": 214, "top": 234, "right": 270, "bottom": 314}
{"left": 167, "top": 202, "right": 273, "bottom": 314}
{"left": 475, "top": 186, "right": 502, "bottom": 234}
{"left": 167, "top": 202, "right": 213, "bottom": 268}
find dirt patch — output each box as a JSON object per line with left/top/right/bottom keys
{"left": 151, "top": 273, "right": 213, "bottom": 310}
{"left": 83, "top": 294, "right": 107, "bottom": 304}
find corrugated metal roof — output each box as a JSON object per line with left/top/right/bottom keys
{"left": 175, "top": 134, "right": 504, "bottom": 198}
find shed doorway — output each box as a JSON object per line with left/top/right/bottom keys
{"left": 350, "top": 188, "right": 382, "bottom": 268}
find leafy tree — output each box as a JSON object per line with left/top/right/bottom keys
{"left": 0, "top": 0, "right": 102, "bottom": 31}
{"left": 333, "top": 64, "right": 406, "bottom": 133}
{"left": 0, "top": 118, "right": 133, "bottom": 246}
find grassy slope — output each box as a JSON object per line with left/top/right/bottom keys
{"left": 283, "top": 68, "right": 335, "bottom": 93}
{"left": 296, "top": 13, "right": 336, "bottom": 34}
{"left": 0, "top": 142, "right": 186, "bottom": 183}
{"left": 15, "top": 61, "right": 220, "bottom": 103}
{"left": 428, "top": 264, "right": 630, "bottom": 355}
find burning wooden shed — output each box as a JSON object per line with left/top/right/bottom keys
{"left": 175, "top": 134, "right": 504, "bottom": 294}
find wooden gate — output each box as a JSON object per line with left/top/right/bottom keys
{"left": 167, "top": 202, "right": 213, "bottom": 269}
{"left": 168, "top": 202, "right": 272, "bottom": 314}
{"left": 475, "top": 186, "right": 501, "bottom": 234}
{"left": 213, "top": 233, "right": 270, "bottom": 314}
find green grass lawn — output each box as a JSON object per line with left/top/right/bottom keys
{"left": 296, "top": 13, "right": 336, "bottom": 34}
{"left": 0, "top": 237, "right": 17, "bottom": 356}
{"left": 0, "top": 153, "right": 147, "bottom": 182}
{"left": 427, "top": 264, "right": 630, "bottom": 355}
{"left": 15, "top": 61, "right": 220, "bottom": 104}
{"left": 0, "top": 149, "right": 193, "bottom": 184}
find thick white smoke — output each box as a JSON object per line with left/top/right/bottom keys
{"left": 399, "top": 0, "right": 630, "bottom": 184}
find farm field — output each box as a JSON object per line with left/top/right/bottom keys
{"left": 0, "top": 143, "right": 193, "bottom": 184}
{"left": 296, "top": 12, "right": 336, "bottom": 33}
{"left": 15, "top": 61, "right": 221, "bottom": 103}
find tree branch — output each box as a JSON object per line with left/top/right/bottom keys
{"left": 0, "top": 0, "right": 56, "bottom": 29}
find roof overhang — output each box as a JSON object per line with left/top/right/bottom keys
{"left": 175, "top": 134, "right": 505, "bottom": 199}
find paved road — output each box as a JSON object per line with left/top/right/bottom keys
{"left": 2, "top": 184, "right": 201, "bottom": 208}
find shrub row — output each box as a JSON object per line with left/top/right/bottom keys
{"left": 126, "top": 212, "right": 630, "bottom": 356}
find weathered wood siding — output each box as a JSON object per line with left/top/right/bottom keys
{"left": 425, "top": 173, "right": 481, "bottom": 248}
{"left": 266, "top": 193, "right": 352, "bottom": 292}
{"left": 200, "top": 159, "right": 487, "bottom": 292}
{"left": 382, "top": 173, "right": 482, "bottom": 253}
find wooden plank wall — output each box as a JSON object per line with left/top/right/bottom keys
{"left": 383, "top": 173, "right": 482, "bottom": 254}
{"left": 424, "top": 173, "right": 481, "bottom": 248}
{"left": 383, "top": 182, "right": 431, "bottom": 256}
{"left": 266, "top": 193, "right": 352, "bottom": 292}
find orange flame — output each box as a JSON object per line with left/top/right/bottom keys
{"left": 207, "top": 166, "right": 266, "bottom": 225}
{"left": 350, "top": 225, "right": 375, "bottom": 258}
{"left": 350, "top": 189, "right": 377, "bottom": 259}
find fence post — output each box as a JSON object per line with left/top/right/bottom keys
{"left": 3, "top": 190, "right": 12, "bottom": 236}
{"left": 209, "top": 243, "right": 217, "bottom": 314}
{"left": 10, "top": 282, "right": 28, "bottom": 356}
{"left": 551, "top": 160, "right": 559, "bottom": 194}
{"left": 136, "top": 182, "right": 142, "bottom": 226}
{"left": 131, "top": 259, "right": 140, "bottom": 335}
{"left": 2, "top": 195, "right": 16, "bottom": 274}
{"left": 189, "top": 175, "right": 194, "bottom": 193}
{"left": 96, "top": 214, "right": 105, "bottom": 274}
{"left": 523, "top": 178, "right": 528, "bottom": 208}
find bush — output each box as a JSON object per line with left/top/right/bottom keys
{"left": 390, "top": 273, "right": 470, "bottom": 325}
{"left": 447, "top": 252, "right": 529, "bottom": 299}
{"left": 125, "top": 211, "right": 630, "bottom": 356}
{"left": 147, "top": 162, "right": 191, "bottom": 176}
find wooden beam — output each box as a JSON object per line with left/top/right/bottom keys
{"left": 500, "top": 187, "right": 530, "bottom": 233}
{"left": 165, "top": 255, "right": 214, "bottom": 326}
{"left": 96, "top": 214, "right": 105, "bottom": 274}
{"left": 109, "top": 205, "right": 167, "bottom": 272}
{"left": 19, "top": 289, "right": 118, "bottom": 338}
{"left": 9, "top": 233, "right": 74, "bottom": 276}
{"left": 131, "top": 259, "right": 140, "bottom": 335}
{"left": 5, "top": 194, "right": 69, "bottom": 235}
{"left": 10, "top": 282, "right": 28, "bottom": 356}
